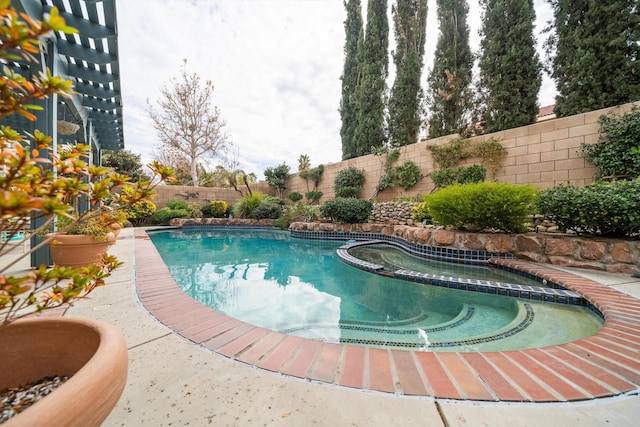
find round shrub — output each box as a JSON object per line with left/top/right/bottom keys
{"left": 335, "top": 186, "right": 359, "bottom": 198}
{"left": 252, "top": 202, "right": 283, "bottom": 220}
{"left": 202, "top": 200, "right": 229, "bottom": 218}
{"left": 264, "top": 196, "right": 285, "bottom": 206}
{"left": 334, "top": 166, "right": 366, "bottom": 198}
{"left": 321, "top": 198, "right": 373, "bottom": 224}
{"left": 287, "top": 192, "right": 303, "bottom": 203}
{"left": 305, "top": 190, "right": 323, "bottom": 204}
{"left": 424, "top": 182, "right": 537, "bottom": 233}
{"left": 152, "top": 207, "right": 190, "bottom": 225}
{"left": 122, "top": 199, "right": 156, "bottom": 226}
{"left": 187, "top": 204, "right": 202, "bottom": 218}
{"left": 166, "top": 199, "right": 189, "bottom": 210}
{"left": 536, "top": 179, "right": 640, "bottom": 237}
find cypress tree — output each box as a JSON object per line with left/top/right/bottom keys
{"left": 547, "top": 0, "right": 640, "bottom": 117}
{"left": 478, "top": 0, "right": 541, "bottom": 133}
{"left": 352, "top": 0, "right": 389, "bottom": 157}
{"left": 388, "top": 0, "right": 429, "bottom": 147}
{"left": 340, "top": 0, "right": 364, "bottom": 160}
{"left": 427, "top": 0, "right": 473, "bottom": 138}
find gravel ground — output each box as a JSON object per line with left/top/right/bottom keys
{"left": 0, "top": 376, "right": 68, "bottom": 424}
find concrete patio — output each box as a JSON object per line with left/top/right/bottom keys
{"left": 4, "top": 227, "right": 640, "bottom": 426}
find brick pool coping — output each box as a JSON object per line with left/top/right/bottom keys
{"left": 134, "top": 228, "right": 640, "bottom": 402}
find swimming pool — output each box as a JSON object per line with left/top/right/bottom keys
{"left": 147, "top": 228, "right": 603, "bottom": 352}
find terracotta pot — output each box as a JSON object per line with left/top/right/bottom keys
{"left": 0, "top": 317, "right": 128, "bottom": 427}
{"left": 46, "top": 233, "right": 116, "bottom": 268}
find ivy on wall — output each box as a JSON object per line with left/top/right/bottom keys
{"left": 426, "top": 137, "right": 507, "bottom": 178}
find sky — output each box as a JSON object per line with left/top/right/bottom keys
{"left": 116, "top": 0, "right": 555, "bottom": 179}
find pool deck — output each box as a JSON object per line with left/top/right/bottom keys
{"left": 4, "top": 227, "right": 640, "bottom": 426}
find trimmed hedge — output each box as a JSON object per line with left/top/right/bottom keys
{"left": 424, "top": 182, "right": 537, "bottom": 233}
{"left": 321, "top": 198, "right": 373, "bottom": 224}
{"left": 536, "top": 179, "right": 640, "bottom": 237}
{"left": 152, "top": 207, "right": 190, "bottom": 225}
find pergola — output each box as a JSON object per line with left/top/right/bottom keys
{"left": 8, "top": 0, "right": 124, "bottom": 162}
{"left": 4, "top": 0, "right": 123, "bottom": 266}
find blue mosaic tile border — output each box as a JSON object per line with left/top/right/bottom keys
{"left": 291, "top": 230, "right": 513, "bottom": 265}
{"left": 182, "top": 223, "right": 278, "bottom": 230}
{"left": 336, "top": 240, "right": 585, "bottom": 307}
{"left": 338, "top": 304, "right": 534, "bottom": 349}
{"left": 280, "top": 308, "right": 474, "bottom": 336}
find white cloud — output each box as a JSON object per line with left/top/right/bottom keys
{"left": 117, "top": 0, "right": 555, "bottom": 179}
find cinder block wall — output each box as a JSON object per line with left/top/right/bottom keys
{"left": 151, "top": 101, "right": 638, "bottom": 208}
{"left": 152, "top": 182, "right": 272, "bottom": 209}
{"left": 287, "top": 101, "right": 639, "bottom": 203}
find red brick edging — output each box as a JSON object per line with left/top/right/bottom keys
{"left": 134, "top": 229, "right": 640, "bottom": 402}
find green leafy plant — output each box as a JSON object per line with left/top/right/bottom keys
{"left": 472, "top": 138, "right": 507, "bottom": 178}
{"left": 122, "top": 200, "right": 156, "bottom": 226}
{"left": 430, "top": 164, "right": 486, "bottom": 189}
{"left": 427, "top": 137, "right": 506, "bottom": 178}
{"left": 152, "top": 207, "right": 190, "bottom": 225}
{"left": 305, "top": 191, "right": 323, "bottom": 204}
{"left": 166, "top": 199, "right": 189, "bottom": 210}
{"left": 394, "top": 161, "right": 423, "bottom": 190}
{"left": 264, "top": 162, "right": 290, "bottom": 198}
{"left": 334, "top": 166, "right": 366, "bottom": 198}
{"left": 372, "top": 148, "right": 424, "bottom": 193}
{"left": 187, "top": 204, "right": 202, "bottom": 218}
{"left": 252, "top": 202, "right": 283, "bottom": 220}
{"left": 0, "top": 4, "right": 175, "bottom": 324}
{"left": 287, "top": 192, "right": 303, "bottom": 203}
{"left": 536, "top": 179, "right": 640, "bottom": 237}
{"left": 321, "top": 198, "right": 373, "bottom": 224}
{"left": 273, "top": 203, "right": 321, "bottom": 229}
{"left": 232, "top": 192, "right": 265, "bottom": 218}
{"left": 412, "top": 202, "right": 432, "bottom": 224}
{"left": 427, "top": 137, "right": 471, "bottom": 169}
{"left": 579, "top": 108, "right": 640, "bottom": 178}
{"left": 202, "top": 200, "right": 228, "bottom": 218}
{"left": 299, "top": 164, "right": 324, "bottom": 191}
{"left": 424, "top": 182, "right": 537, "bottom": 233}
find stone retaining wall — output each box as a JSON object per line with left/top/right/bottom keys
{"left": 369, "top": 201, "right": 418, "bottom": 225}
{"left": 288, "top": 222, "right": 640, "bottom": 275}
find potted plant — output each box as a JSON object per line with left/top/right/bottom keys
{"left": 0, "top": 4, "right": 174, "bottom": 425}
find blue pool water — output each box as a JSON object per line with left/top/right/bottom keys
{"left": 147, "top": 228, "right": 603, "bottom": 352}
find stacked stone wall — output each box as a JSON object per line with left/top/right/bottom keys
{"left": 369, "top": 202, "right": 418, "bottom": 226}
{"left": 287, "top": 222, "right": 640, "bottom": 275}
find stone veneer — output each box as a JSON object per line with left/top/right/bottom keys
{"left": 288, "top": 222, "right": 639, "bottom": 275}
{"left": 171, "top": 218, "right": 639, "bottom": 275}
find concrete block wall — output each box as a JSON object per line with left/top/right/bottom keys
{"left": 152, "top": 182, "right": 272, "bottom": 209}
{"left": 287, "top": 101, "right": 639, "bottom": 203}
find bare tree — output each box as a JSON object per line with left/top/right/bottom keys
{"left": 148, "top": 59, "right": 229, "bottom": 186}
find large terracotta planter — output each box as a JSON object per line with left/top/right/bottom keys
{"left": 0, "top": 317, "right": 128, "bottom": 427}
{"left": 46, "top": 233, "right": 116, "bottom": 268}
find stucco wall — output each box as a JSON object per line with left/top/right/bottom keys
{"left": 286, "top": 101, "right": 639, "bottom": 203}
